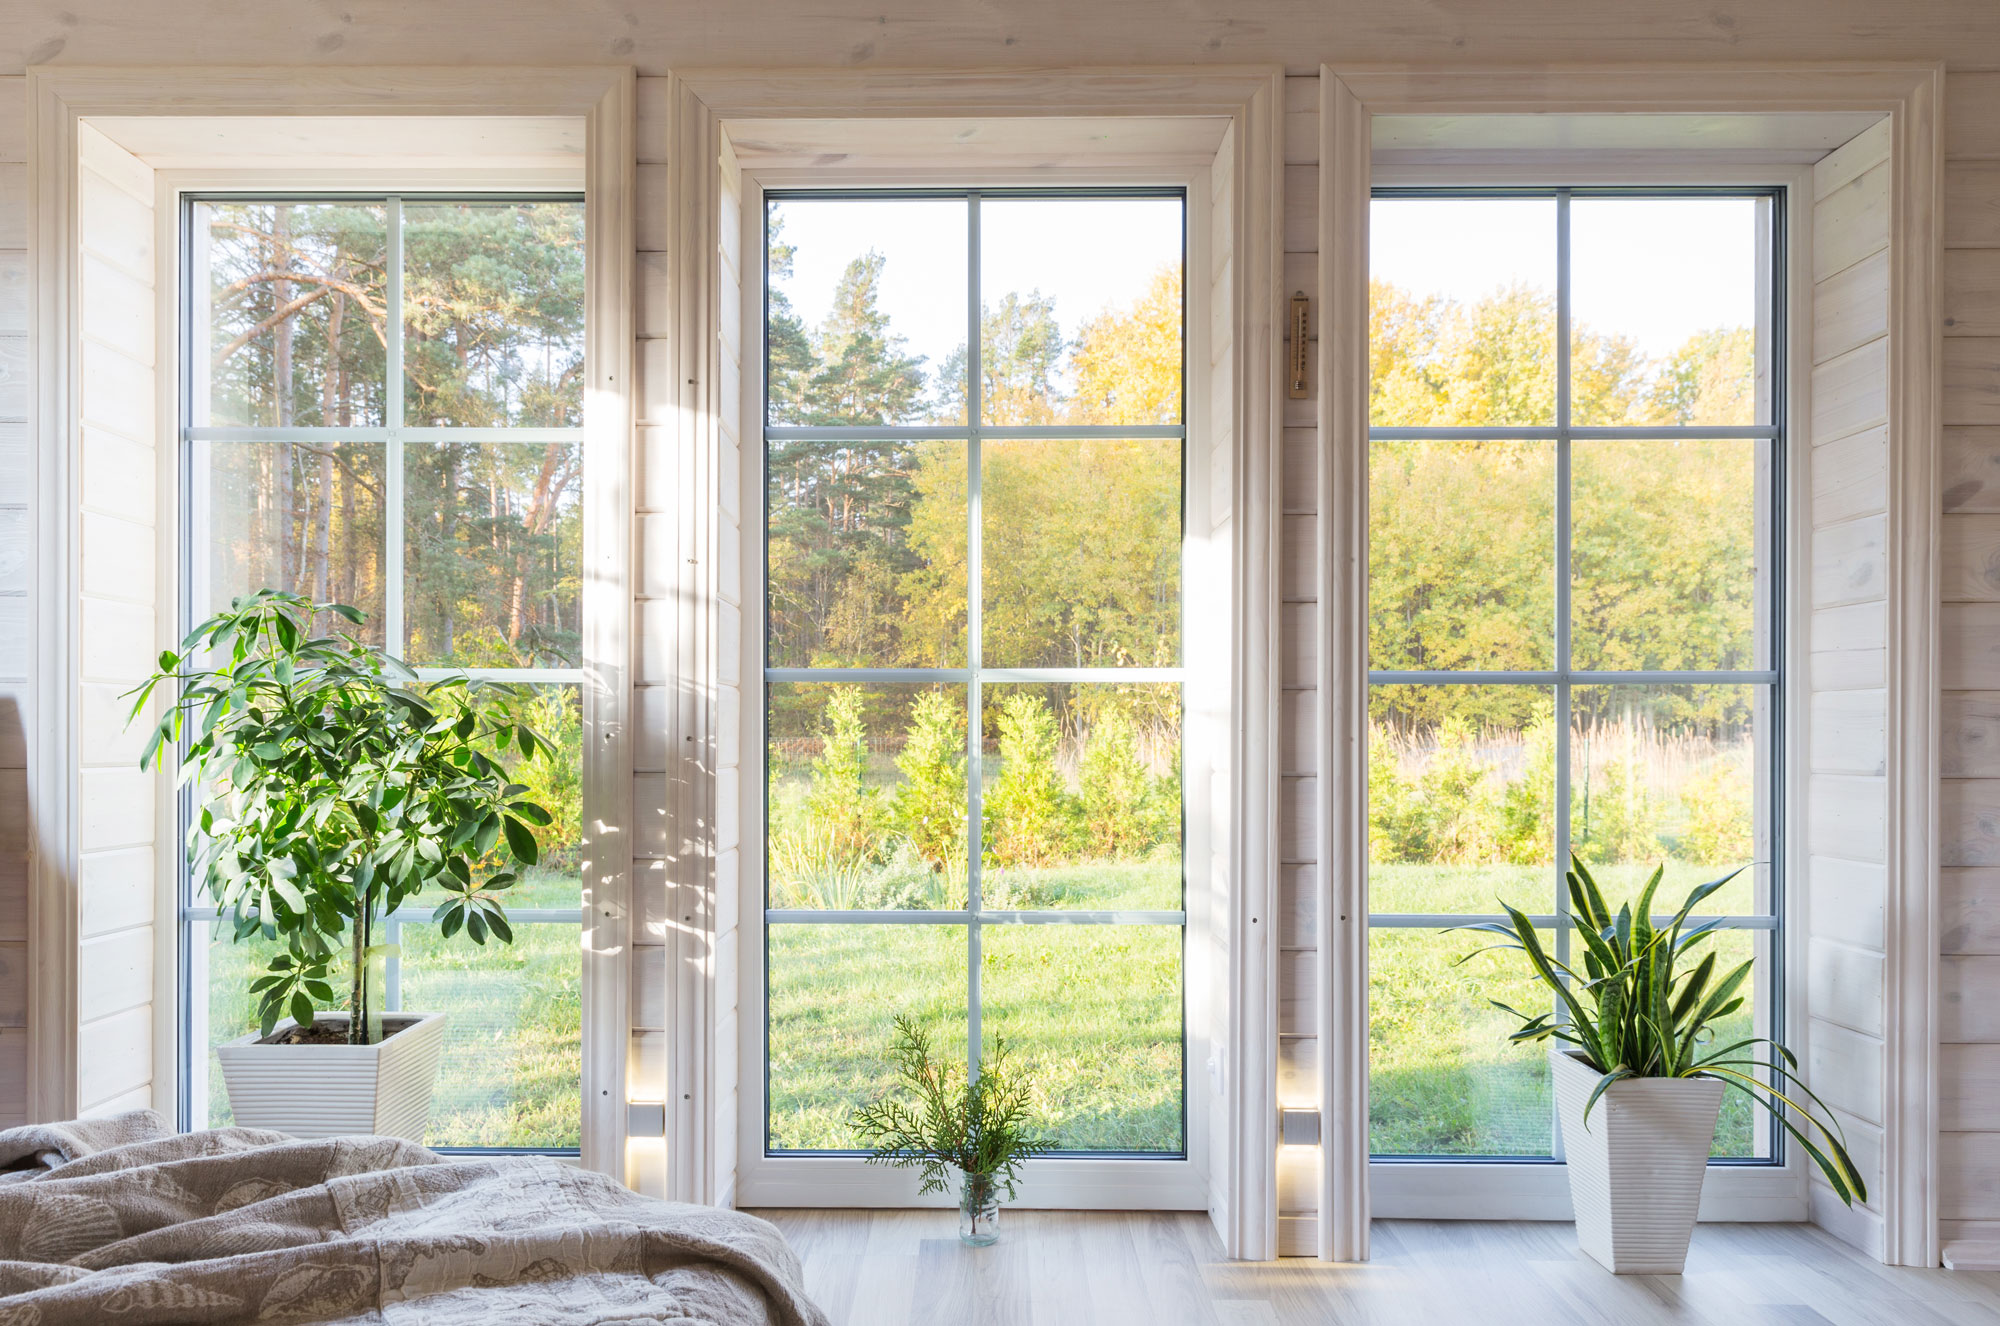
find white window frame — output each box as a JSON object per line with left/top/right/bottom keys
{"left": 1360, "top": 158, "right": 1812, "bottom": 1224}
{"left": 26, "top": 68, "right": 635, "bottom": 1178}
{"left": 658, "top": 69, "right": 1287, "bottom": 1257}
{"left": 173, "top": 185, "right": 590, "bottom": 1151}
{"left": 1315, "top": 64, "right": 1944, "bottom": 1265}
{"left": 738, "top": 172, "right": 1215, "bottom": 1213}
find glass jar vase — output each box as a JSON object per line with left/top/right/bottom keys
{"left": 958, "top": 1170, "right": 1001, "bottom": 1246}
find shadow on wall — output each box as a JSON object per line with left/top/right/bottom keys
{"left": 0, "top": 688, "right": 28, "bottom": 1122}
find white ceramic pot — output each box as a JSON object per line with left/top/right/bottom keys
{"left": 1551, "top": 1049, "right": 1725, "bottom": 1274}
{"left": 216, "top": 1011, "right": 448, "bottom": 1142}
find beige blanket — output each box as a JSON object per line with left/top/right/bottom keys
{"left": 0, "top": 1112, "right": 830, "bottom": 1325}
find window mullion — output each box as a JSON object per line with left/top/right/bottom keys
{"left": 966, "top": 191, "right": 985, "bottom": 1087}
{"left": 385, "top": 196, "right": 406, "bottom": 660}
{"left": 1552, "top": 188, "right": 1574, "bottom": 1164}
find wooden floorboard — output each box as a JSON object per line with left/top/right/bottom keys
{"left": 746, "top": 1212, "right": 2000, "bottom": 1326}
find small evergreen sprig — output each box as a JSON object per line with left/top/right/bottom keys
{"left": 851, "top": 1016, "right": 1054, "bottom": 1200}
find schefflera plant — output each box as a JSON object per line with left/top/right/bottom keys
{"left": 1457, "top": 855, "right": 1869, "bottom": 1207}
{"left": 130, "top": 589, "right": 554, "bottom": 1046}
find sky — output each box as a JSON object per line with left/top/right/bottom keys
{"left": 767, "top": 195, "right": 1185, "bottom": 390}
{"left": 762, "top": 193, "right": 1762, "bottom": 383}
{"left": 1369, "top": 196, "right": 1763, "bottom": 359}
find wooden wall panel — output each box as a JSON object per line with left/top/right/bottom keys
{"left": 0, "top": 78, "right": 24, "bottom": 1129}
{"left": 1944, "top": 79, "right": 2000, "bottom": 1233}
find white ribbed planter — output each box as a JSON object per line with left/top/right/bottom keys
{"left": 1551, "top": 1049, "right": 1724, "bottom": 1275}
{"left": 216, "top": 1011, "right": 448, "bottom": 1142}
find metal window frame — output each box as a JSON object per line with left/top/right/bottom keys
{"left": 175, "top": 190, "right": 588, "bottom": 1155}
{"left": 1364, "top": 184, "right": 1788, "bottom": 1167}
{"left": 759, "top": 186, "right": 1193, "bottom": 1160}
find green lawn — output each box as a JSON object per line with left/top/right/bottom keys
{"left": 201, "top": 859, "right": 1769, "bottom": 1162}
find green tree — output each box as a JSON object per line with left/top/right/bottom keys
{"left": 806, "top": 252, "right": 928, "bottom": 426}
{"left": 985, "top": 692, "right": 1071, "bottom": 867}
{"left": 1079, "top": 707, "right": 1149, "bottom": 858}
{"left": 896, "top": 691, "right": 968, "bottom": 874}
{"left": 807, "top": 686, "right": 881, "bottom": 863}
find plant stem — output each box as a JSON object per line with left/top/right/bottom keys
{"left": 350, "top": 902, "right": 373, "bottom": 1046}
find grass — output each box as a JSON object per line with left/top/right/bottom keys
{"left": 199, "top": 857, "right": 1767, "bottom": 1162}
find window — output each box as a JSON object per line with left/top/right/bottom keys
{"left": 180, "top": 194, "right": 587, "bottom": 1151}
{"left": 1365, "top": 188, "right": 1782, "bottom": 1162}
{"left": 760, "top": 190, "right": 1189, "bottom": 1157}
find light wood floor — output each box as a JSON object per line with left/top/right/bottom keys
{"left": 749, "top": 1210, "right": 2000, "bottom": 1325}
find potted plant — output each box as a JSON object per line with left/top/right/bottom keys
{"left": 1457, "top": 856, "right": 1866, "bottom": 1274}
{"left": 852, "top": 1015, "right": 1053, "bottom": 1246}
{"left": 130, "top": 590, "right": 553, "bottom": 1141}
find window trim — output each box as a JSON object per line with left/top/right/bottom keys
{"left": 659, "top": 67, "right": 1288, "bottom": 1254}
{"left": 1320, "top": 59, "right": 1947, "bottom": 1263}
{"left": 24, "top": 67, "right": 634, "bottom": 1181}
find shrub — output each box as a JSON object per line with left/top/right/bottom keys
{"left": 985, "top": 692, "right": 1072, "bottom": 867}
{"left": 1677, "top": 759, "right": 1753, "bottom": 865}
{"left": 1079, "top": 706, "right": 1149, "bottom": 858}
{"left": 896, "top": 690, "right": 968, "bottom": 873}
{"left": 806, "top": 685, "right": 882, "bottom": 864}
{"left": 514, "top": 686, "right": 584, "bottom": 870}
{"left": 1572, "top": 753, "right": 1659, "bottom": 864}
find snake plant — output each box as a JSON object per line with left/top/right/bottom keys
{"left": 1456, "top": 855, "right": 1868, "bottom": 1207}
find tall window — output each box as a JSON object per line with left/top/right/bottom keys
{"left": 761, "top": 191, "right": 1188, "bottom": 1156}
{"left": 181, "top": 195, "right": 587, "bottom": 1150}
{"left": 1366, "top": 189, "right": 1782, "bottom": 1161}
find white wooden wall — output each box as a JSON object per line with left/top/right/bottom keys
{"left": 64, "top": 125, "right": 161, "bottom": 1117}
{"left": 1805, "top": 117, "right": 1894, "bottom": 1251}
{"left": 1938, "top": 71, "right": 2000, "bottom": 1250}
{"left": 1274, "top": 72, "right": 1321, "bottom": 1259}
{"left": 0, "top": 76, "right": 27, "bottom": 1130}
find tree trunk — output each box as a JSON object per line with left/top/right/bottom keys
{"left": 312, "top": 288, "right": 344, "bottom": 601}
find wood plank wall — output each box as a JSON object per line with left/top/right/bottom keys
{"left": 1939, "top": 70, "right": 2000, "bottom": 1249}
{"left": 0, "top": 76, "right": 27, "bottom": 1129}
{"left": 1805, "top": 117, "right": 1894, "bottom": 1251}
{"left": 1275, "top": 72, "right": 1320, "bottom": 1257}
{"left": 69, "top": 125, "right": 159, "bottom": 1118}
{"left": 628, "top": 75, "right": 672, "bottom": 1194}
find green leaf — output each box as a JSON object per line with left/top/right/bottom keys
{"left": 466, "top": 910, "right": 489, "bottom": 944}
{"left": 502, "top": 816, "right": 540, "bottom": 865}
{"left": 290, "top": 990, "right": 314, "bottom": 1030}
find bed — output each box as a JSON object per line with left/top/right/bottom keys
{"left": 0, "top": 1113, "right": 831, "bottom": 1325}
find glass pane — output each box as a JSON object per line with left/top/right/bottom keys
{"left": 1368, "top": 685, "right": 1555, "bottom": 915}
{"left": 197, "top": 918, "right": 291, "bottom": 1129}
{"left": 766, "top": 197, "right": 967, "bottom": 428}
{"left": 1369, "top": 197, "right": 1557, "bottom": 428}
{"left": 1370, "top": 927, "right": 1553, "bottom": 1156}
{"left": 978, "top": 196, "right": 1184, "bottom": 427}
{"left": 982, "top": 438, "right": 1181, "bottom": 669}
{"left": 766, "top": 437, "right": 966, "bottom": 668}
{"left": 1571, "top": 437, "right": 1765, "bottom": 672}
{"left": 401, "top": 200, "right": 586, "bottom": 428}
{"left": 1697, "top": 925, "right": 1765, "bottom": 1159}
{"left": 199, "top": 201, "right": 388, "bottom": 429}
{"left": 767, "top": 683, "right": 969, "bottom": 910}
{"left": 400, "top": 917, "right": 581, "bottom": 1148}
{"left": 1369, "top": 439, "right": 1554, "bottom": 671}
{"left": 198, "top": 440, "right": 387, "bottom": 646}
{"left": 402, "top": 440, "right": 581, "bottom": 667}
{"left": 1569, "top": 684, "right": 1768, "bottom": 916}
{"left": 1570, "top": 197, "right": 1766, "bottom": 427}
{"left": 767, "top": 923, "right": 968, "bottom": 1151}
{"left": 981, "top": 924, "right": 1183, "bottom": 1153}
{"left": 981, "top": 683, "right": 1182, "bottom": 911}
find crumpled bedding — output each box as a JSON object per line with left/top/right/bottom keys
{"left": 0, "top": 1111, "right": 830, "bottom": 1325}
